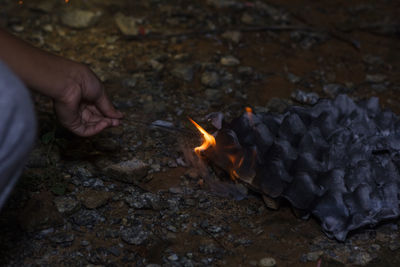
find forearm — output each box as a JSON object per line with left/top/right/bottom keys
{"left": 0, "top": 28, "right": 80, "bottom": 100}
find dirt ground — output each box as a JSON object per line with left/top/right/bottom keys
{"left": 0, "top": 0, "right": 400, "bottom": 266}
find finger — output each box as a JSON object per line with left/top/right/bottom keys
{"left": 96, "top": 92, "right": 123, "bottom": 119}
{"left": 78, "top": 119, "right": 113, "bottom": 137}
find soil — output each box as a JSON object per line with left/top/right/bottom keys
{"left": 0, "top": 0, "right": 400, "bottom": 266}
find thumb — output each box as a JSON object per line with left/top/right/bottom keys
{"left": 96, "top": 92, "right": 123, "bottom": 119}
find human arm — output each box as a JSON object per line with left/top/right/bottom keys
{"left": 0, "top": 28, "right": 123, "bottom": 136}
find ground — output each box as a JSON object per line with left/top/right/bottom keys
{"left": 0, "top": 0, "right": 400, "bottom": 266}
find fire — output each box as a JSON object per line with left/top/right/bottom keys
{"left": 189, "top": 118, "right": 216, "bottom": 155}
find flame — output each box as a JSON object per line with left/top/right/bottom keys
{"left": 189, "top": 118, "right": 216, "bottom": 155}
{"left": 65, "top": 0, "right": 70, "bottom": 3}
{"left": 245, "top": 106, "right": 254, "bottom": 126}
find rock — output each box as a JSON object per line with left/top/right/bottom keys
{"left": 77, "top": 189, "right": 113, "bottom": 209}
{"left": 53, "top": 196, "right": 80, "bottom": 215}
{"left": 238, "top": 66, "right": 253, "bottom": 76}
{"left": 105, "top": 159, "right": 149, "bottom": 184}
{"left": 291, "top": 90, "right": 319, "bottom": 105}
{"left": 220, "top": 56, "right": 240, "bottom": 66}
{"left": 121, "top": 225, "right": 149, "bottom": 245}
{"left": 49, "top": 233, "right": 75, "bottom": 244}
{"left": 201, "top": 71, "right": 220, "bottom": 88}
{"left": 168, "top": 254, "right": 179, "bottom": 261}
{"left": 366, "top": 74, "right": 387, "bottom": 83}
{"left": 115, "top": 13, "right": 140, "bottom": 37}
{"left": 60, "top": 9, "right": 102, "bottom": 29}
{"left": 71, "top": 209, "right": 105, "bottom": 226}
{"left": 259, "top": 257, "right": 276, "bottom": 266}
{"left": 306, "top": 251, "right": 323, "bottom": 261}
{"left": 18, "top": 192, "right": 63, "bottom": 232}
{"left": 353, "top": 251, "right": 373, "bottom": 265}
{"left": 241, "top": 12, "right": 255, "bottom": 25}
{"left": 286, "top": 72, "right": 301, "bottom": 84}
{"left": 148, "top": 59, "right": 164, "bottom": 72}
{"left": 171, "top": 65, "right": 194, "bottom": 82}
{"left": 221, "top": 31, "right": 241, "bottom": 43}
{"left": 262, "top": 195, "right": 279, "bottom": 210}
{"left": 125, "top": 192, "right": 163, "bottom": 210}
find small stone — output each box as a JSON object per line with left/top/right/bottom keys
{"left": 148, "top": 59, "right": 164, "bottom": 72}
{"left": 125, "top": 192, "right": 162, "bottom": 210}
{"left": 169, "top": 187, "right": 182, "bottom": 194}
{"left": 50, "top": 233, "right": 75, "bottom": 244}
{"left": 354, "top": 251, "right": 373, "bottom": 265}
{"left": 241, "top": 12, "right": 254, "bottom": 25}
{"left": 366, "top": 74, "right": 387, "bottom": 83}
{"left": 389, "top": 240, "right": 400, "bottom": 251}
{"left": 168, "top": 254, "right": 179, "bottom": 261}
{"left": 115, "top": 13, "right": 140, "bottom": 37}
{"left": 53, "top": 196, "right": 80, "bottom": 214}
{"left": 286, "top": 72, "right": 301, "bottom": 84}
{"left": 121, "top": 226, "right": 149, "bottom": 245}
{"left": 105, "top": 159, "right": 149, "bottom": 184}
{"left": 11, "top": 24, "right": 24, "bottom": 32}
{"left": 81, "top": 240, "right": 90, "bottom": 246}
{"left": 77, "top": 189, "right": 113, "bottom": 209}
{"left": 201, "top": 72, "right": 220, "bottom": 88}
{"left": 259, "top": 257, "right": 276, "bottom": 266}
{"left": 71, "top": 209, "right": 104, "bottom": 226}
{"left": 306, "top": 251, "right": 323, "bottom": 261}
{"left": 108, "top": 246, "right": 121, "bottom": 257}
{"left": 171, "top": 65, "right": 194, "bottom": 82}
{"left": 42, "top": 24, "right": 53, "bottom": 32}
{"left": 60, "top": 9, "right": 102, "bottom": 29}
{"left": 291, "top": 90, "right": 319, "bottom": 105}
{"left": 220, "top": 56, "right": 240, "bottom": 66}
{"left": 221, "top": 31, "right": 241, "bottom": 43}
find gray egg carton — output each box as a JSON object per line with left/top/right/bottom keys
{"left": 208, "top": 94, "right": 400, "bottom": 241}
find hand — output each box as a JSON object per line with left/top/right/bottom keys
{"left": 54, "top": 65, "right": 123, "bottom": 137}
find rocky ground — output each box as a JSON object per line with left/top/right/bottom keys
{"left": 0, "top": 0, "right": 400, "bottom": 266}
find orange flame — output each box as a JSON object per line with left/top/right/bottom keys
{"left": 189, "top": 118, "right": 216, "bottom": 155}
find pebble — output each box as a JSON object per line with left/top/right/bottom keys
{"left": 60, "top": 9, "right": 102, "bottom": 29}
{"left": 121, "top": 226, "right": 149, "bottom": 245}
{"left": 306, "top": 250, "right": 323, "bottom": 261}
{"left": 171, "top": 65, "right": 194, "bottom": 82}
{"left": 221, "top": 30, "right": 242, "bottom": 43}
{"left": 220, "top": 56, "right": 240, "bottom": 66}
{"left": 50, "top": 233, "right": 75, "bottom": 244}
{"left": 105, "top": 159, "right": 149, "bottom": 184}
{"left": 168, "top": 254, "right": 179, "bottom": 261}
{"left": 201, "top": 71, "right": 220, "bottom": 88}
{"left": 291, "top": 90, "right": 319, "bottom": 105}
{"left": 366, "top": 74, "right": 387, "bottom": 83}
{"left": 71, "top": 209, "right": 105, "bottom": 226}
{"left": 77, "top": 190, "right": 113, "bottom": 209}
{"left": 258, "top": 257, "right": 276, "bottom": 266}
{"left": 125, "top": 192, "right": 162, "bottom": 210}
{"left": 115, "top": 13, "right": 140, "bottom": 37}
{"left": 53, "top": 196, "right": 80, "bottom": 214}
{"left": 93, "top": 138, "right": 120, "bottom": 152}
